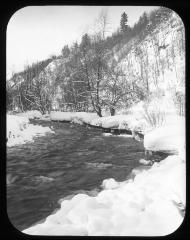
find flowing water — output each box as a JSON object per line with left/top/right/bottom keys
{"left": 7, "top": 120, "right": 145, "bottom": 231}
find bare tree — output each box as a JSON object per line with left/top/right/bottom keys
{"left": 82, "top": 10, "right": 110, "bottom": 116}
{"left": 101, "top": 59, "right": 131, "bottom": 115}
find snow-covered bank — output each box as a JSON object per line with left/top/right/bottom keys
{"left": 50, "top": 111, "right": 99, "bottom": 125}
{"left": 49, "top": 110, "right": 147, "bottom": 135}
{"left": 23, "top": 114, "right": 185, "bottom": 236}
{"left": 144, "top": 116, "right": 185, "bottom": 155}
{"left": 22, "top": 110, "right": 42, "bottom": 120}
{"left": 23, "top": 153, "right": 185, "bottom": 236}
{"left": 49, "top": 95, "right": 182, "bottom": 136}
{"left": 17, "top": 110, "right": 50, "bottom": 121}
{"left": 7, "top": 115, "right": 54, "bottom": 147}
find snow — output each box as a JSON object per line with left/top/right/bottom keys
{"left": 7, "top": 114, "right": 54, "bottom": 147}
{"left": 102, "top": 133, "right": 133, "bottom": 138}
{"left": 144, "top": 116, "right": 185, "bottom": 154}
{"left": 50, "top": 111, "right": 149, "bottom": 135}
{"left": 19, "top": 11, "right": 185, "bottom": 236}
{"left": 18, "top": 110, "right": 43, "bottom": 120}
{"left": 17, "top": 110, "right": 51, "bottom": 121}
{"left": 89, "top": 95, "right": 179, "bottom": 134}
{"left": 139, "top": 159, "right": 152, "bottom": 165}
{"left": 23, "top": 153, "right": 185, "bottom": 236}
{"left": 7, "top": 115, "right": 29, "bottom": 137}
{"left": 50, "top": 111, "right": 98, "bottom": 125}
{"left": 118, "top": 11, "right": 185, "bottom": 98}
{"left": 22, "top": 107, "right": 185, "bottom": 236}
{"left": 91, "top": 114, "right": 134, "bottom": 129}
{"left": 101, "top": 178, "right": 120, "bottom": 189}
{"left": 49, "top": 95, "right": 184, "bottom": 143}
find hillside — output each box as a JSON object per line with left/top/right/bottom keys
{"left": 7, "top": 7, "right": 185, "bottom": 117}
{"left": 118, "top": 11, "right": 184, "bottom": 104}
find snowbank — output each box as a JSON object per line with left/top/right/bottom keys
{"left": 23, "top": 154, "right": 185, "bottom": 236}
{"left": 50, "top": 111, "right": 140, "bottom": 131}
{"left": 120, "top": 96, "right": 181, "bottom": 134}
{"left": 144, "top": 116, "right": 185, "bottom": 155}
{"left": 91, "top": 114, "right": 132, "bottom": 129}
{"left": 50, "top": 111, "right": 146, "bottom": 133}
{"left": 89, "top": 96, "right": 176, "bottom": 133}
{"left": 7, "top": 115, "right": 54, "bottom": 147}
{"left": 17, "top": 110, "right": 51, "bottom": 121}
{"left": 22, "top": 108, "right": 185, "bottom": 236}
{"left": 7, "top": 115, "right": 29, "bottom": 138}
{"left": 50, "top": 111, "right": 98, "bottom": 125}
{"left": 26, "top": 110, "right": 43, "bottom": 119}
{"left": 90, "top": 114, "right": 150, "bottom": 136}
{"left": 22, "top": 109, "right": 185, "bottom": 236}
{"left": 18, "top": 110, "right": 43, "bottom": 120}
{"left": 49, "top": 105, "right": 183, "bottom": 140}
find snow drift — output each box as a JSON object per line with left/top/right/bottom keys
{"left": 50, "top": 111, "right": 148, "bottom": 134}
{"left": 22, "top": 110, "right": 185, "bottom": 236}
{"left": 24, "top": 110, "right": 43, "bottom": 120}
{"left": 144, "top": 116, "right": 185, "bottom": 155}
{"left": 7, "top": 114, "right": 54, "bottom": 147}
{"left": 23, "top": 154, "right": 185, "bottom": 236}
{"left": 50, "top": 111, "right": 99, "bottom": 125}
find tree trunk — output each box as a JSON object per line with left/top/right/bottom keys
{"left": 97, "top": 106, "right": 102, "bottom": 117}
{"left": 110, "top": 107, "right": 115, "bottom": 116}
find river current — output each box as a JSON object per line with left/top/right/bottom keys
{"left": 7, "top": 120, "right": 145, "bottom": 231}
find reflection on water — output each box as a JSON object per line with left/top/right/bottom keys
{"left": 7, "top": 120, "right": 145, "bottom": 231}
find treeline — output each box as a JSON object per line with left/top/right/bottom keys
{"left": 7, "top": 7, "right": 173, "bottom": 116}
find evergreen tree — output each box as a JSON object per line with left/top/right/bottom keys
{"left": 120, "top": 12, "right": 129, "bottom": 34}
{"left": 61, "top": 45, "right": 70, "bottom": 58}
{"left": 80, "top": 34, "right": 91, "bottom": 53}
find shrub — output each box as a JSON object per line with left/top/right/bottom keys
{"left": 141, "top": 100, "right": 166, "bottom": 128}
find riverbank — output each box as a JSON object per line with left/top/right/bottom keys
{"left": 23, "top": 153, "right": 185, "bottom": 236}
{"left": 7, "top": 120, "right": 145, "bottom": 231}
{"left": 6, "top": 109, "right": 185, "bottom": 235}
{"left": 6, "top": 114, "right": 54, "bottom": 147}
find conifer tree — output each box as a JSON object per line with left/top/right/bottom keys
{"left": 61, "top": 45, "right": 70, "bottom": 58}
{"left": 120, "top": 12, "right": 129, "bottom": 34}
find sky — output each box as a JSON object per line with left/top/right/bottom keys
{"left": 7, "top": 6, "right": 158, "bottom": 78}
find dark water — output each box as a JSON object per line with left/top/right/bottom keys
{"left": 7, "top": 120, "right": 145, "bottom": 231}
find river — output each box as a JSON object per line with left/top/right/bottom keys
{"left": 7, "top": 120, "right": 145, "bottom": 231}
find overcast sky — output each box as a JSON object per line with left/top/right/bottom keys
{"left": 7, "top": 6, "right": 158, "bottom": 78}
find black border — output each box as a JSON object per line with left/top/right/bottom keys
{"left": 1, "top": 0, "right": 190, "bottom": 239}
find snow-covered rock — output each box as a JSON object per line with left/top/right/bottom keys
{"left": 101, "top": 178, "right": 120, "bottom": 190}
{"left": 139, "top": 159, "right": 152, "bottom": 165}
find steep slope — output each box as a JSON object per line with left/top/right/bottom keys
{"left": 8, "top": 10, "right": 184, "bottom": 115}
{"left": 117, "top": 11, "right": 184, "bottom": 112}
{"left": 45, "top": 11, "right": 185, "bottom": 113}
